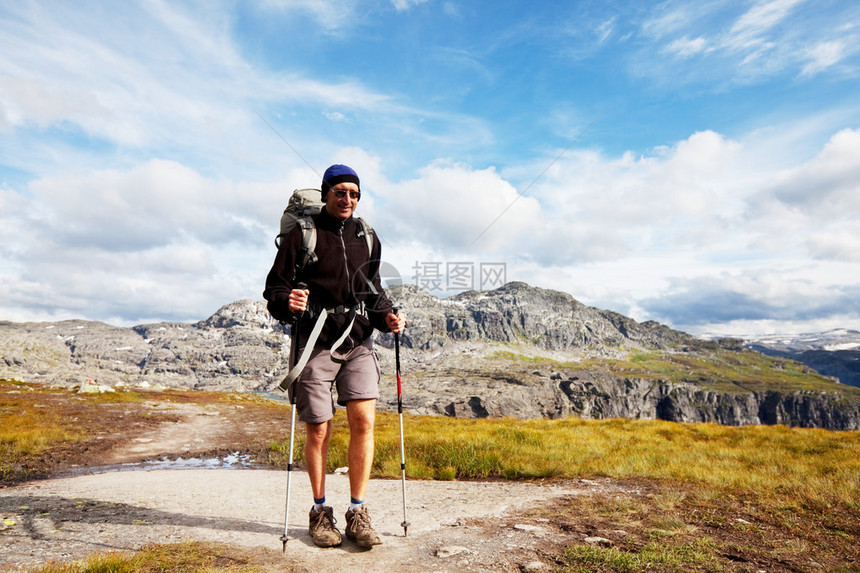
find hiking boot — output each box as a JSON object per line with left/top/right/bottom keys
{"left": 344, "top": 505, "right": 382, "bottom": 548}
{"left": 308, "top": 506, "right": 342, "bottom": 547}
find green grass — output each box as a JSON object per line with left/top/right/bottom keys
{"left": 560, "top": 538, "right": 721, "bottom": 572}
{"left": 590, "top": 349, "right": 851, "bottom": 393}
{"left": 491, "top": 349, "right": 566, "bottom": 364}
{"left": 490, "top": 349, "right": 577, "bottom": 367}
{"left": 490, "top": 345, "right": 854, "bottom": 395}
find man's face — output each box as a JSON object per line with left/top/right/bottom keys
{"left": 324, "top": 182, "right": 360, "bottom": 220}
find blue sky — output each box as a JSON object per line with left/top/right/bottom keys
{"left": 1, "top": 0, "right": 859, "bottom": 338}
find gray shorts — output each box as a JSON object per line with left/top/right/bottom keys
{"left": 292, "top": 337, "right": 380, "bottom": 424}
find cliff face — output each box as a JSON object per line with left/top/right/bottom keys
{"left": 2, "top": 283, "right": 859, "bottom": 430}
{"left": 396, "top": 368, "right": 860, "bottom": 431}
{"left": 562, "top": 373, "right": 859, "bottom": 430}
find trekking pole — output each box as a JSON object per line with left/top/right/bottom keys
{"left": 281, "top": 282, "right": 307, "bottom": 551}
{"left": 394, "top": 308, "right": 409, "bottom": 536}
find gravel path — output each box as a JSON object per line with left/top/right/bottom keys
{"left": 1, "top": 467, "right": 614, "bottom": 572}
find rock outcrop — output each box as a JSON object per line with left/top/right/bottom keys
{"left": 386, "top": 282, "right": 690, "bottom": 352}
{"left": 2, "top": 283, "right": 859, "bottom": 430}
{"left": 0, "top": 301, "right": 287, "bottom": 392}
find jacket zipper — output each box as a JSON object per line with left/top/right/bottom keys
{"left": 338, "top": 222, "right": 351, "bottom": 293}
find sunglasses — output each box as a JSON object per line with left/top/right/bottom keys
{"left": 331, "top": 189, "right": 361, "bottom": 200}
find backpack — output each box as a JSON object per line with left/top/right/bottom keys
{"left": 274, "top": 188, "right": 375, "bottom": 276}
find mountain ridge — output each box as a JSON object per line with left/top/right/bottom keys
{"left": 742, "top": 329, "right": 860, "bottom": 389}
{"left": 2, "top": 282, "right": 858, "bottom": 430}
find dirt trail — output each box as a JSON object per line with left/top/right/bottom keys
{"left": 0, "top": 402, "right": 621, "bottom": 572}
{"left": 103, "top": 402, "right": 238, "bottom": 464}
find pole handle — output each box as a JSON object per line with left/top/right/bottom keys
{"left": 296, "top": 281, "right": 308, "bottom": 313}
{"left": 393, "top": 306, "right": 401, "bottom": 345}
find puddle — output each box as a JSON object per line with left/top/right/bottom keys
{"left": 65, "top": 452, "right": 261, "bottom": 477}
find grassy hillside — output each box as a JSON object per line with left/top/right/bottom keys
{"left": 495, "top": 345, "right": 860, "bottom": 394}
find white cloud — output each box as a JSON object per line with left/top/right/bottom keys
{"left": 807, "top": 230, "right": 860, "bottom": 262}
{"left": 1, "top": 1, "right": 858, "bottom": 338}
{"left": 640, "top": 266, "right": 860, "bottom": 335}
{"left": 663, "top": 35, "right": 708, "bottom": 57}
{"left": 725, "top": 0, "right": 805, "bottom": 52}
{"left": 24, "top": 160, "right": 261, "bottom": 251}
{"left": 324, "top": 111, "right": 349, "bottom": 122}
{"left": 638, "top": 0, "right": 859, "bottom": 85}
{"left": 641, "top": 2, "right": 699, "bottom": 39}
{"left": 0, "top": 158, "right": 308, "bottom": 324}
{"left": 258, "top": 0, "right": 363, "bottom": 31}
{"left": 594, "top": 17, "right": 616, "bottom": 45}
{"left": 0, "top": 2, "right": 475, "bottom": 182}
{"left": 2, "top": 121, "right": 860, "bottom": 333}
{"left": 519, "top": 130, "right": 746, "bottom": 264}
{"left": 0, "top": 3, "right": 244, "bottom": 147}
{"left": 801, "top": 40, "right": 846, "bottom": 76}
{"left": 390, "top": 0, "right": 430, "bottom": 11}
{"left": 764, "top": 128, "right": 860, "bottom": 217}
{"left": 379, "top": 161, "right": 543, "bottom": 254}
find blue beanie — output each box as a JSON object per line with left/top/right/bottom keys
{"left": 321, "top": 164, "right": 360, "bottom": 199}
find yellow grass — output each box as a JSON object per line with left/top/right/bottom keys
{"left": 267, "top": 409, "right": 860, "bottom": 516}
{"left": 367, "top": 413, "right": 860, "bottom": 511}
{"left": 30, "top": 541, "right": 268, "bottom": 572}
{"left": 1, "top": 405, "right": 84, "bottom": 448}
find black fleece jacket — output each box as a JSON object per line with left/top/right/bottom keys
{"left": 263, "top": 209, "right": 393, "bottom": 347}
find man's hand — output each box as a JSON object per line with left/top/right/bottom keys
{"left": 386, "top": 312, "right": 406, "bottom": 334}
{"left": 288, "top": 288, "right": 309, "bottom": 313}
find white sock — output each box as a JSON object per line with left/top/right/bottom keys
{"left": 348, "top": 502, "right": 363, "bottom": 512}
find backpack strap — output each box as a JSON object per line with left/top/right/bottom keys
{"left": 355, "top": 217, "right": 374, "bottom": 257}
{"left": 290, "top": 217, "right": 318, "bottom": 281}
{"left": 277, "top": 309, "right": 328, "bottom": 392}
{"left": 354, "top": 218, "right": 378, "bottom": 295}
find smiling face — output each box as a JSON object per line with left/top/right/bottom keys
{"left": 324, "top": 182, "right": 360, "bottom": 220}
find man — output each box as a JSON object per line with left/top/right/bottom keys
{"left": 264, "top": 164, "right": 406, "bottom": 549}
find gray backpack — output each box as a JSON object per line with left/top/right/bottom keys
{"left": 274, "top": 188, "right": 374, "bottom": 273}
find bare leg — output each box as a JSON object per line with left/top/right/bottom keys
{"left": 346, "top": 399, "right": 376, "bottom": 501}
{"left": 305, "top": 420, "right": 332, "bottom": 500}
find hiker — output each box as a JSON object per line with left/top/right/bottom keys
{"left": 264, "top": 164, "right": 406, "bottom": 549}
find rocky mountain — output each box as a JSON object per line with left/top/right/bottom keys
{"left": 2, "top": 282, "right": 858, "bottom": 430}
{"left": 745, "top": 329, "right": 860, "bottom": 389}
